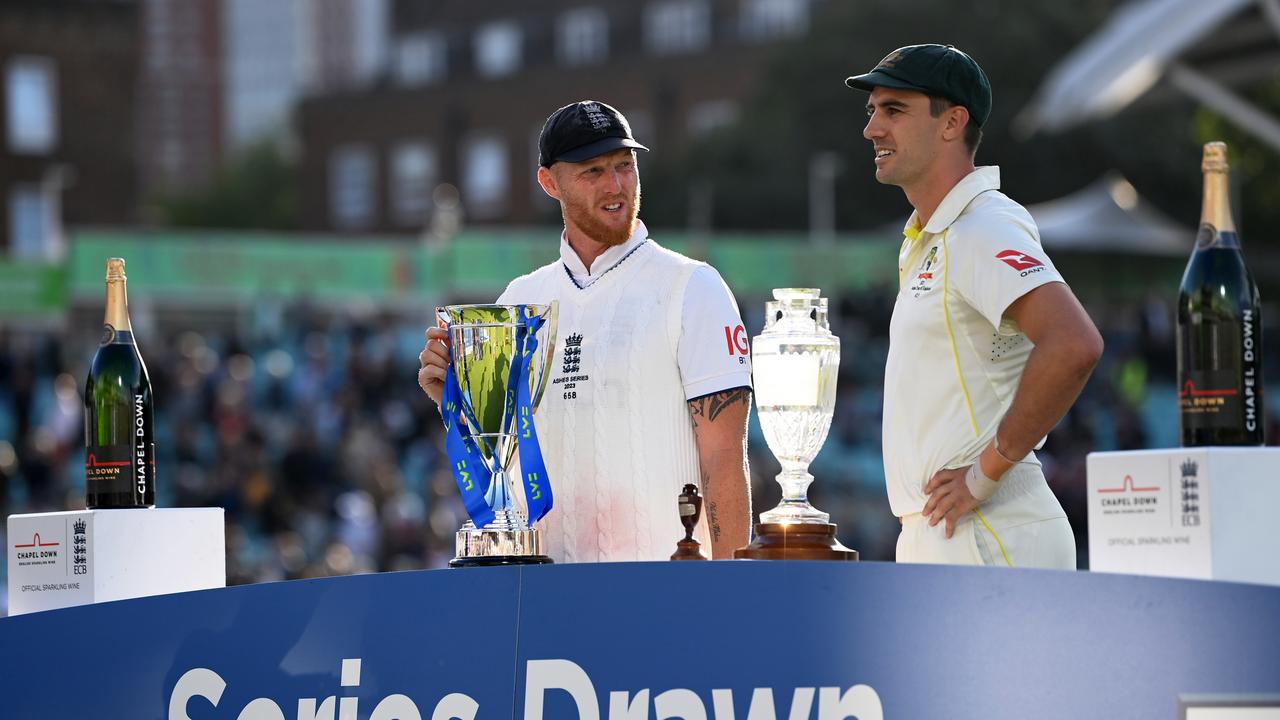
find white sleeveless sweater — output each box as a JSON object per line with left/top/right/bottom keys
{"left": 499, "top": 240, "right": 711, "bottom": 562}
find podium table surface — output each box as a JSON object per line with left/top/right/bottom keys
{"left": 1, "top": 561, "right": 1278, "bottom": 719}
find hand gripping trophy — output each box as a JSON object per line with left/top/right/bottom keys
{"left": 437, "top": 303, "right": 558, "bottom": 567}
{"left": 736, "top": 289, "right": 857, "bottom": 560}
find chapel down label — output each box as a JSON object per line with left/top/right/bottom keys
{"left": 85, "top": 257, "right": 156, "bottom": 507}
{"left": 1176, "top": 142, "right": 1265, "bottom": 446}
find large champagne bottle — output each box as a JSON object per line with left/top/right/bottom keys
{"left": 85, "top": 257, "right": 156, "bottom": 507}
{"left": 1177, "top": 142, "right": 1265, "bottom": 446}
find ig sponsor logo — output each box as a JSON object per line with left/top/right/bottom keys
{"left": 724, "top": 325, "right": 748, "bottom": 364}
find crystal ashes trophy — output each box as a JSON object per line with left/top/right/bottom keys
{"left": 735, "top": 289, "right": 857, "bottom": 560}
{"left": 437, "top": 303, "right": 558, "bottom": 567}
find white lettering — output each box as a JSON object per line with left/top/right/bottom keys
{"left": 169, "top": 667, "right": 227, "bottom": 720}
{"left": 297, "top": 697, "right": 335, "bottom": 720}
{"left": 609, "top": 690, "right": 650, "bottom": 720}
{"left": 167, "top": 658, "right": 881, "bottom": 720}
{"left": 368, "top": 694, "right": 422, "bottom": 720}
{"left": 341, "top": 659, "right": 361, "bottom": 687}
{"left": 430, "top": 693, "right": 478, "bottom": 720}
{"left": 818, "top": 686, "right": 883, "bottom": 720}
{"left": 711, "top": 687, "right": 814, "bottom": 720}
{"left": 169, "top": 661, "right": 443, "bottom": 720}
{"left": 524, "top": 659, "right": 599, "bottom": 720}
{"left": 654, "top": 689, "right": 706, "bottom": 720}
{"left": 237, "top": 698, "right": 286, "bottom": 720}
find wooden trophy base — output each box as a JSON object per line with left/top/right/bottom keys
{"left": 734, "top": 522, "right": 858, "bottom": 561}
{"left": 670, "top": 538, "right": 708, "bottom": 561}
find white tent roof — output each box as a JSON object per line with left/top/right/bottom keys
{"left": 1016, "top": 0, "right": 1280, "bottom": 150}
{"left": 1026, "top": 173, "right": 1192, "bottom": 255}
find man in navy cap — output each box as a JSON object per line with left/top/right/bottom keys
{"left": 848, "top": 45, "right": 1103, "bottom": 567}
{"left": 418, "top": 100, "right": 752, "bottom": 563}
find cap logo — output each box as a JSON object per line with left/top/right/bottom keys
{"left": 876, "top": 49, "right": 905, "bottom": 70}
{"left": 582, "top": 103, "right": 612, "bottom": 131}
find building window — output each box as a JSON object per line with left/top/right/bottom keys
{"left": 462, "top": 135, "right": 509, "bottom": 219}
{"left": 329, "top": 144, "right": 377, "bottom": 230}
{"left": 394, "top": 32, "right": 447, "bottom": 86}
{"left": 8, "top": 185, "right": 49, "bottom": 258}
{"left": 644, "top": 0, "right": 710, "bottom": 56}
{"left": 739, "top": 0, "right": 809, "bottom": 41}
{"left": 623, "top": 108, "right": 654, "bottom": 149}
{"left": 474, "top": 21, "right": 522, "bottom": 78}
{"left": 557, "top": 7, "right": 609, "bottom": 66}
{"left": 390, "top": 141, "right": 437, "bottom": 226}
{"left": 687, "top": 100, "right": 739, "bottom": 136}
{"left": 6, "top": 57, "right": 58, "bottom": 154}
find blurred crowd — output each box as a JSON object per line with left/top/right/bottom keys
{"left": 3, "top": 288, "right": 1278, "bottom": 613}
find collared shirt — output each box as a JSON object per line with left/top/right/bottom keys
{"left": 560, "top": 221, "right": 649, "bottom": 289}
{"left": 882, "top": 166, "right": 1066, "bottom": 517}
{"left": 498, "top": 226, "right": 752, "bottom": 562}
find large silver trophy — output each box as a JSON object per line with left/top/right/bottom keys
{"left": 437, "top": 303, "right": 558, "bottom": 567}
{"left": 735, "top": 288, "right": 857, "bottom": 560}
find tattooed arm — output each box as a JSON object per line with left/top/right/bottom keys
{"left": 687, "top": 386, "right": 752, "bottom": 559}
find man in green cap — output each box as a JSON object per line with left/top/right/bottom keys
{"left": 847, "top": 44, "right": 1104, "bottom": 568}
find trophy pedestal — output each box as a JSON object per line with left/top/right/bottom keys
{"left": 670, "top": 539, "right": 708, "bottom": 561}
{"left": 734, "top": 522, "right": 858, "bottom": 561}
{"left": 450, "top": 524, "right": 553, "bottom": 568}
{"left": 449, "top": 555, "right": 553, "bottom": 568}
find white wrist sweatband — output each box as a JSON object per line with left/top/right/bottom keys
{"left": 965, "top": 463, "right": 1000, "bottom": 503}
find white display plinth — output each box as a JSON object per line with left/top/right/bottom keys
{"left": 6, "top": 507, "right": 225, "bottom": 615}
{"left": 1087, "top": 448, "right": 1280, "bottom": 585}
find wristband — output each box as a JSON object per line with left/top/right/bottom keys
{"left": 965, "top": 463, "right": 1000, "bottom": 503}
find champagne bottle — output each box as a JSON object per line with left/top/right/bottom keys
{"left": 85, "top": 257, "right": 156, "bottom": 507}
{"left": 1177, "top": 142, "right": 1265, "bottom": 446}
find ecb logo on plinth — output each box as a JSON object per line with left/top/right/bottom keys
{"left": 437, "top": 303, "right": 559, "bottom": 567}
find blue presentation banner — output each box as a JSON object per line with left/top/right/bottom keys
{"left": 1, "top": 562, "right": 1279, "bottom": 719}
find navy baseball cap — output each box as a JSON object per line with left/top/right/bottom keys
{"left": 845, "top": 44, "right": 992, "bottom": 127}
{"left": 538, "top": 100, "right": 649, "bottom": 167}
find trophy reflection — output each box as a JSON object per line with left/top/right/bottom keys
{"left": 437, "top": 303, "right": 558, "bottom": 567}
{"left": 735, "top": 289, "right": 857, "bottom": 561}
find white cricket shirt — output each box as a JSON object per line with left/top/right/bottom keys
{"left": 882, "top": 166, "right": 1066, "bottom": 517}
{"left": 498, "top": 221, "right": 752, "bottom": 562}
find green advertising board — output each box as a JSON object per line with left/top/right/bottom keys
{"left": 61, "top": 228, "right": 899, "bottom": 308}
{"left": 0, "top": 260, "right": 68, "bottom": 322}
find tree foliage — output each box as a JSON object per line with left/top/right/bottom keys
{"left": 640, "top": 0, "right": 1259, "bottom": 237}
{"left": 1192, "top": 76, "right": 1280, "bottom": 237}
{"left": 157, "top": 141, "right": 299, "bottom": 230}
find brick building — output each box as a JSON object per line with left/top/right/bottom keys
{"left": 1, "top": 0, "right": 139, "bottom": 256}
{"left": 296, "top": 0, "right": 821, "bottom": 233}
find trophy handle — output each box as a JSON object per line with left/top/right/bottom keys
{"left": 529, "top": 300, "right": 558, "bottom": 411}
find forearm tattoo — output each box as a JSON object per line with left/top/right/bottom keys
{"left": 688, "top": 387, "right": 752, "bottom": 429}
{"left": 706, "top": 495, "right": 723, "bottom": 543}
{"left": 690, "top": 387, "right": 750, "bottom": 546}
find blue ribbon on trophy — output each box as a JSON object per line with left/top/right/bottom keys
{"left": 440, "top": 305, "right": 552, "bottom": 529}
{"left": 514, "top": 310, "right": 554, "bottom": 522}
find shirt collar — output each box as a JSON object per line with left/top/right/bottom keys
{"left": 560, "top": 220, "right": 649, "bottom": 284}
{"left": 901, "top": 166, "right": 1001, "bottom": 238}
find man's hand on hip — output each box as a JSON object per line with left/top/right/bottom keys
{"left": 923, "top": 467, "right": 981, "bottom": 538}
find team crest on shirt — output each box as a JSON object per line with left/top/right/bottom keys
{"left": 909, "top": 245, "right": 941, "bottom": 297}
{"left": 551, "top": 332, "right": 590, "bottom": 402}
